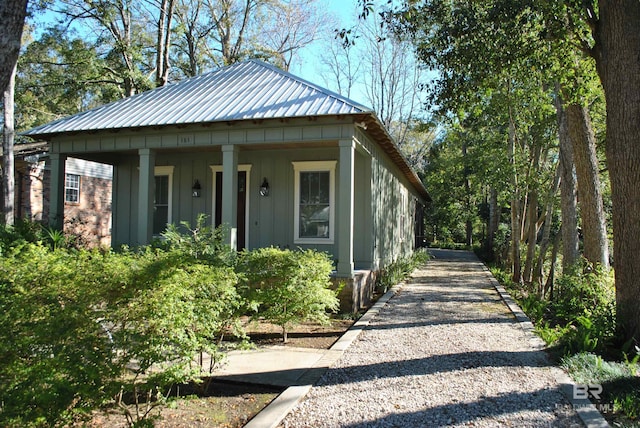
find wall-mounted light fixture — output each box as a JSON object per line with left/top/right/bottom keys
{"left": 192, "top": 179, "right": 202, "bottom": 198}
{"left": 259, "top": 177, "right": 270, "bottom": 197}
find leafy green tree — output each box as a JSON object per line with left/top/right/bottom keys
{"left": 0, "top": 240, "right": 244, "bottom": 427}
{"left": 391, "top": 1, "right": 608, "bottom": 286}
{"left": 587, "top": 0, "right": 640, "bottom": 344}
{"left": 16, "top": 27, "right": 121, "bottom": 130}
{"left": 239, "top": 247, "right": 339, "bottom": 343}
{"left": 392, "top": 0, "right": 637, "bottom": 342}
{"left": 54, "top": 0, "right": 154, "bottom": 96}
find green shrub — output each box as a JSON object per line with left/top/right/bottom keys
{"left": 238, "top": 247, "right": 339, "bottom": 342}
{"left": 561, "top": 352, "right": 640, "bottom": 422}
{"left": 0, "top": 244, "right": 119, "bottom": 427}
{"left": 561, "top": 352, "right": 631, "bottom": 384}
{"left": 0, "top": 219, "right": 46, "bottom": 255}
{"left": 159, "top": 214, "right": 236, "bottom": 267}
{"left": 105, "top": 254, "right": 243, "bottom": 425}
{"left": 550, "top": 265, "right": 616, "bottom": 354}
{"left": 519, "top": 293, "right": 548, "bottom": 324}
{"left": 376, "top": 248, "right": 431, "bottom": 293}
{"left": 0, "top": 243, "right": 245, "bottom": 427}
{"left": 490, "top": 261, "right": 616, "bottom": 356}
{"left": 552, "top": 264, "right": 615, "bottom": 323}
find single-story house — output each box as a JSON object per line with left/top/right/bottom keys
{"left": 25, "top": 59, "right": 430, "bottom": 310}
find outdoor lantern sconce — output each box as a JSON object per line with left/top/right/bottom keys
{"left": 192, "top": 179, "right": 202, "bottom": 198}
{"left": 259, "top": 177, "right": 270, "bottom": 197}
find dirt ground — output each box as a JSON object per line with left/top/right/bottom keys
{"left": 241, "top": 317, "right": 355, "bottom": 349}
{"left": 83, "top": 318, "right": 354, "bottom": 427}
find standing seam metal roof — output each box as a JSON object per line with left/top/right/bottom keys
{"left": 24, "top": 59, "right": 372, "bottom": 136}
{"left": 24, "top": 59, "right": 430, "bottom": 202}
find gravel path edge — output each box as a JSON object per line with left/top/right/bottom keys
{"left": 244, "top": 283, "right": 406, "bottom": 428}
{"left": 478, "top": 262, "right": 610, "bottom": 428}
{"left": 248, "top": 254, "right": 611, "bottom": 428}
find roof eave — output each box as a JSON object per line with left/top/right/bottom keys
{"left": 355, "top": 113, "right": 431, "bottom": 203}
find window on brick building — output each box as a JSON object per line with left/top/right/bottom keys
{"left": 65, "top": 173, "right": 80, "bottom": 203}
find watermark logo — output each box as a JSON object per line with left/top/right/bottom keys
{"left": 573, "top": 384, "right": 603, "bottom": 400}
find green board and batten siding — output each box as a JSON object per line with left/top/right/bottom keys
{"left": 49, "top": 119, "right": 419, "bottom": 270}
{"left": 28, "top": 60, "right": 428, "bottom": 275}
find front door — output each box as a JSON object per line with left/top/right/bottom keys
{"left": 214, "top": 171, "right": 247, "bottom": 250}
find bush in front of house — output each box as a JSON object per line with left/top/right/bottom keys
{"left": 0, "top": 243, "right": 123, "bottom": 427}
{"left": 0, "top": 241, "right": 243, "bottom": 428}
{"left": 158, "top": 213, "right": 237, "bottom": 267}
{"left": 376, "top": 248, "right": 431, "bottom": 293}
{"left": 238, "top": 247, "right": 339, "bottom": 343}
{"left": 102, "top": 248, "right": 244, "bottom": 426}
{"left": 0, "top": 219, "right": 341, "bottom": 426}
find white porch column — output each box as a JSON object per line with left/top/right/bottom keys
{"left": 337, "top": 139, "right": 355, "bottom": 276}
{"left": 48, "top": 153, "right": 67, "bottom": 230}
{"left": 221, "top": 144, "right": 238, "bottom": 250}
{"left": 137, "top": 148, "right": 155, "bottom": 246}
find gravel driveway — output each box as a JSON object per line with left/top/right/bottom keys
{"left": 281, "top": 249, "right": 584, "bottom": 427}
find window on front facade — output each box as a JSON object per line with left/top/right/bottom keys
{"left": 65, "top": 173, "right": 80, "bottom": 203}
{"left": 293, "top": 161, "right": 336, "bottom": 244}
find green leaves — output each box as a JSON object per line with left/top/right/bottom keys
{"left": 0, "top": 222, "right": 343, "bottom": 426}
{"left": 0, "top": 241, "right": 244, "bottom": 427}
{"left": 238, "top": 247, "right": 339, "bottom": 343}
{"left": 0, "top": 244, "right": 119, "bottom": 427}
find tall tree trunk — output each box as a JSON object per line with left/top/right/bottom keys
{"left": 565, "top": 103, "right": 610, "bottom": 268}
{"left": 162, "top": 0, "right": 175, "bottom": 84}
{"left": 545, "top": 230, "right": 562, "bottom": 300}
{"left": 593, "top": 0, "right": 640, "bottom": 344}
{"left": 0, "top": 0, "right": 28, "bottom": 94}
{"left": 523, "top": 190, "right": 537, "bottom": 284}
{"left": 508, "top": 113, "right": 522, "bottom": 284}
{"left": 533, "top": 165, "right": 561, "bottom": 290}
{"left": 0, "top": 0, "right": 26, "bottom": 227}
{"left": 462, "top": 141, "right": 472, "bottom": 246}
{"left": 2, "top": 64, "right": 16, "bottom": 226}
{"left": 156, "top": 0, "right": 168, "bottom": 86}
{"left": 156, "top": 0, "right": 176, "bottom": 86}
{"left": 553, "top": 88, "right": 580, "bottom": 271}
{"left": 486, "top": 187, "right": 500, "bottom": 259}
{"left": 523, "top": 141, "right": 543, "bottom": 283}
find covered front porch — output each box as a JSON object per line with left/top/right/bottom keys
{"left": 46, "top": 119, "right": 377, "bottom": 279}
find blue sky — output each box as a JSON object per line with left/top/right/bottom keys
{"left": 32, "top": 0, "right": 372, "bottom": 104}
{"left": 290, "top": 0, "right": 366, "bottom": 104}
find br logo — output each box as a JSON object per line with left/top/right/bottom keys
{"left": 573, "top": 384, "right": 603, "bottom": 400}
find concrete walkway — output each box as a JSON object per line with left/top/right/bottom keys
{"left": 216, "top": 249, "right": 608, "bottom": 427}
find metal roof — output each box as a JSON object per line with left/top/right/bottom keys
{"left": 24, "top": 59, "right": 373, "bottom": 136}
{"left": 23, "top": 59, "right": 430, "bottom": 202}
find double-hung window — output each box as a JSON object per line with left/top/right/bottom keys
{"left": 293, "top": 161, "right": 336, "bottom": 244}
{"left": 65, "top": 173, "right": 80, "bottom": 203}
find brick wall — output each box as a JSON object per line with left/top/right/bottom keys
{"left": 16, "top": 158, "right": 112, "bottom": 248}
{"left": 63, "top": 175, "right": 112, "bottom": 248}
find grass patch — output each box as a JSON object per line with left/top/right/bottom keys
{"left": 488, "top": 263, "right": 639, "bottom": 425}
{"left": 561, "top": 352, "right": 640, "bottom": 425}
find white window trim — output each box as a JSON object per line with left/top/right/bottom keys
{"left": 65, "top": 173, "right": 80, "bottom": 203}
{"left": 154, "top": 166, "right": 174, "bottom": 231}
{"left": 292, "top": 160, "right": 337, "bottom": 245}
{"left": 209, "top": 164, "right": 252, "bottom": 246}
